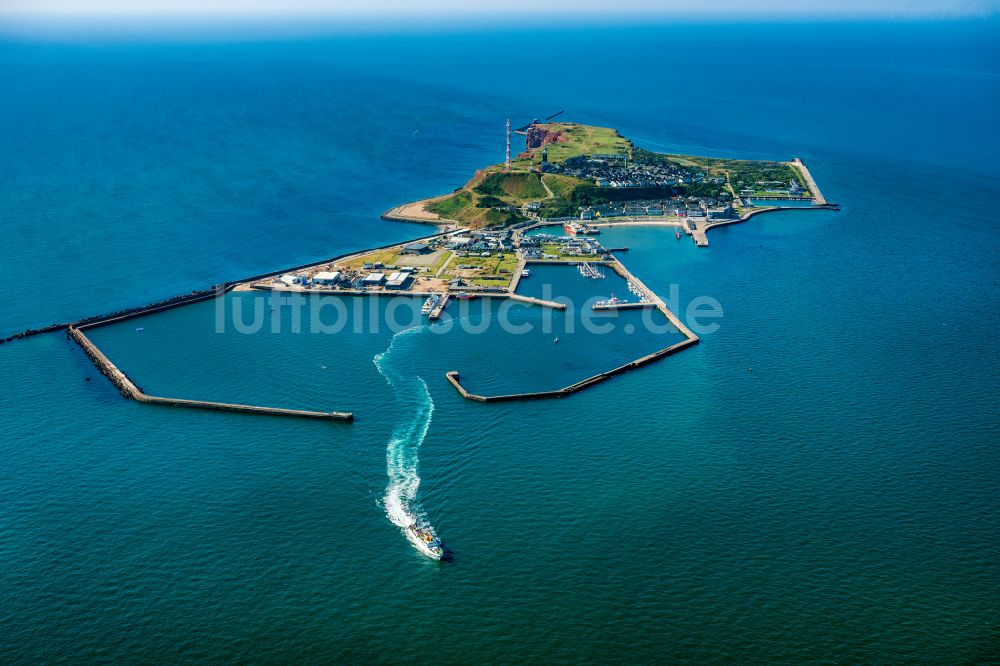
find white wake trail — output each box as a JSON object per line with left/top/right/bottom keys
{"left": 373, "top": 326, "right": 436, "bottom": 537}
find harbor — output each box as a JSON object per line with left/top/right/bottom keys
{"left": 1, "top": 125, "right": 835, "bottom": 415}
{"left": 8, "top": 224, "right": 700, "bottom": 410}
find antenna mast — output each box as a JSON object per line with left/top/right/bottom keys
{"left": 505, "top": 118, "right": 511, "bottom": 171}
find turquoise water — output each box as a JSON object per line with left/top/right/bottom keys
{"left": 1, "top": 19, "right": 999, "bottom": 663}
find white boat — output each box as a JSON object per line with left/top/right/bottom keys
{"left": 594, "top": 293, "right": 627, "bottom": 308}
{"left": 578, "top": 262, "right": 605, "bottom": 279}
{"left": 421, "top": 294, "right": 440, "bottom": 315}
{"left": 406, "top": 523, "right": 445, "bottom": 560}
{"left": 521, "top": 269, "right": 531, "bottom": 278}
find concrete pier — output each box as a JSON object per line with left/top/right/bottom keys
{"left": 508, "top": 293, "right": 567, "bottom": 309}
{"left": 69, "top": 326, "right": 353, "bottom": 421}
{"left": 592, "top": 302, "right": 655, "bottom": 311}
{"left": 507, "top": 256, "right": 528, "bottom": 293}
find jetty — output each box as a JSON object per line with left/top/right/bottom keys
{"left": 508, "top": 293, "right": 567, "bottom": 310}
{"left": 592, "top": 302, "right": 654, "bottom": 311}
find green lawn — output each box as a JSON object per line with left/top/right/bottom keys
{"left": 542, "top": 173, "right": 587, "bottom": 198}
{"left": 538, "top": 243, "right": 601, "bottom": 260}
{"left": 442, "top": 252, "right": 518, "bottom": 285}
{"left": 342, "top": 247, "right": 402, "bottom": 269}
{"left": 475, "top": 171, "right": 548, "bottom": 203}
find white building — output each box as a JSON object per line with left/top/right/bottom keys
{"left": 313, "top": 271, "right": 341, "bottom": 285}
{"left": 279, "top": 274, "right": 308, "bottom": 286}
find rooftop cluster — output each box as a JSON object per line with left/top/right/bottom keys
{"left": 542, "top": 154, "right": 701, "bottom": 189}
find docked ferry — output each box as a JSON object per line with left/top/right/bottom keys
{"left": 594, "top": 294, "right": 627, "bottom": 308}
{"left": 406, "top": 523, "right": 445, "bottom": 560}
{"left": 421, "top": 294, "right": 440, "bottom": 315}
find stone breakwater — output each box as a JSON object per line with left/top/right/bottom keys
{"left": 69, "top": 325, "right": 352, "bottom": 421}
{"left": 445, "top": 336, "right": 698, "bottom": 402}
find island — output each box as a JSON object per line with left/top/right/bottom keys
{"left": 240, "top": 121, "right": 834, "bottom": 302}
{"left": 3, "top": 120, "right": 837, "bottom": 418}
{"left": 382, "top": 121, "right": 831, "bottom": 235}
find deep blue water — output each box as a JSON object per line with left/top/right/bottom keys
{"left": 1, "top": 19, "right": 998, "bottom": 663}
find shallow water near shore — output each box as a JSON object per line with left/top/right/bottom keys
{"left": 1, "top": 19, "right": 999, "bottom": 663}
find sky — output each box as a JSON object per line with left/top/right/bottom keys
{"left": 0, "top": 0, "right": 995, "bottom": 17}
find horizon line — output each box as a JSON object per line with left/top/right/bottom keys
{"left": 1, "top": 6, "right": 998, "bottom": 19}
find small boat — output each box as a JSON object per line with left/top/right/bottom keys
{"left": 553, "top": 337, "right": 559, "bottom": 343}
{"left": 521, "top": 269, "right": 531, "bottom": 278}
{"left": 406, "top": 523, "right": 445, "bottom": 560}
{"left": 676, "top": 229, "right": 682, "bottom": 240}
{"left": 578, "top": 262, "right": 605, "bottom": 279}
{"left": 455, "top": 292, "right": 475, "bottom": 300}
{"left": 135, "top": 327, "right": 144, "bottom": 332}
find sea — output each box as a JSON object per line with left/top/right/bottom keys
{"left": 1, "top": 18, "right": 998, "bottom": 664}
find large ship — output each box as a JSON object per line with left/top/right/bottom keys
{"left": 406, "top": 523, "right": 445, "bottom": 560}
{"left": 421, "top": 294, "right": 440, "bottom": 315}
